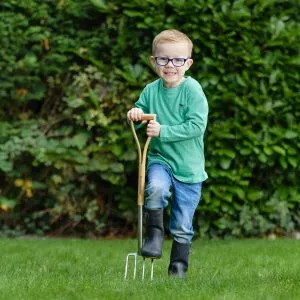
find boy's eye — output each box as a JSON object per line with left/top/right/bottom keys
{"left": 173, "top": 58, "right": 185, "bottom": 64}
{"left": 157, "top": 57, "right": 169, "bottom": 64}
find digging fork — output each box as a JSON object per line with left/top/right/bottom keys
{"left": 124, "top": 113, "right": 157, "bottom": 280}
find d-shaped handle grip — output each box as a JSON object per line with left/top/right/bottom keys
{"left": 141, "top": 114, "right": 156, "bottom": 121}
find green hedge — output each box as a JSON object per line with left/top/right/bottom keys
{"left": 0, "top": 0, "right": 299, "bottom": 238}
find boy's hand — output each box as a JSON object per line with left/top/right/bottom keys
{"left": 127, "top": 107, "right": 147, "bottom": 123}
{"left": 147, "top": 120, "right": 160, "bottom": 137}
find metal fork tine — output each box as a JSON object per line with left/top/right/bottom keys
{"left": 133, "top": 254, "right": 137, "bottom": 279}
{"left": 124, "top": 253, "right": 137, "bottom": 280}
{"left": 142, "top": 257, "right": 146, "bottom": 280}
{"left": 124, "top": 254, "right": 129, "bottom": 279}
{"left": 150, "top": 258, "right": 154, "bottom": 280}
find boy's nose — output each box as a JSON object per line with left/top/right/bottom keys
{"left": 166, "top": 60, "right": 173, "bottom": 67}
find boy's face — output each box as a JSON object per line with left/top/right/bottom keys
{"left": 151, "top": 41, "right": 193, "bottom": 88}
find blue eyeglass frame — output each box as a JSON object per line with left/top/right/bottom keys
{"left": 154, "top": 57, "right": 190, "bottom": 66}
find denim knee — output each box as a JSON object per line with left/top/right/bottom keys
{"left": 145, "top": 180, "right": 170, "bottom": 209}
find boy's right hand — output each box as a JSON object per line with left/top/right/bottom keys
{"left": 127, "top": 108, "right": 146, "bottom": 123}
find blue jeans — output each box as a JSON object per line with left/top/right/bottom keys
{"left": 144, "top": 163, "right": 202, "bottom": 244}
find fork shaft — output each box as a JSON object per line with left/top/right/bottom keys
{"left": 137, "top": 205, "right": 143, "bottom": 255}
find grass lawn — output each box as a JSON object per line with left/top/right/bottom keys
{"left": 0, "top": 238, "right": 299, "bottom": 300}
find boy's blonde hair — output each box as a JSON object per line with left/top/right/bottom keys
{"left": 152, "top": 29, "right": 193, "bottom": 57}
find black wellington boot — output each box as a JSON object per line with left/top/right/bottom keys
{"left": 168, "top": 240, "right": 190, "bottom": 278}
{"left": 141, "top": 208, "right": 164, "bottom": 258}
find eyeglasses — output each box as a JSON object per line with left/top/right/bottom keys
{"left": 154, "top": 56, "right": 190, "bottom": 67}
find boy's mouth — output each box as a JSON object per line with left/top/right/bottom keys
{"left": 164, "top": 71, "right": 177, "bottom": 75}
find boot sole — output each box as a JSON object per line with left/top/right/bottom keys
{"left": 141, "top": 251, "right": 162, "bottom": 259}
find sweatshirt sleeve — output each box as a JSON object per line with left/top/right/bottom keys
{"left": 134, "top": 85, "right": 150, "bottom": 113}
{"left": 159, "top": 86, "right": 208, "bottom": 142}
{"left": 131, "top": 85, "right": 150, "bottom": 130}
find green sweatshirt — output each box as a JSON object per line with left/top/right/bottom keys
{"left": 135, "top": 76, "right": 208, "bottom": 183}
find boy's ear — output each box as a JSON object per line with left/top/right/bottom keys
{"left": 150, "top": 56, "right": 156, "bottom": 68}
{"left": 185, "top": 58, "right": 193, "bottom": 70}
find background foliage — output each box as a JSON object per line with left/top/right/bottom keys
{"left": 0, "top": 0, "right": 299, "bottom": 238}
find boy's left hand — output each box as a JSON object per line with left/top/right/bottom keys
{"left": 147, "top": 120, "right": 160, "bottom": 137}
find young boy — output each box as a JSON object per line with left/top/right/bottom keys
{"left": 127, "top": 29, "right": 208, "bottom": 278}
